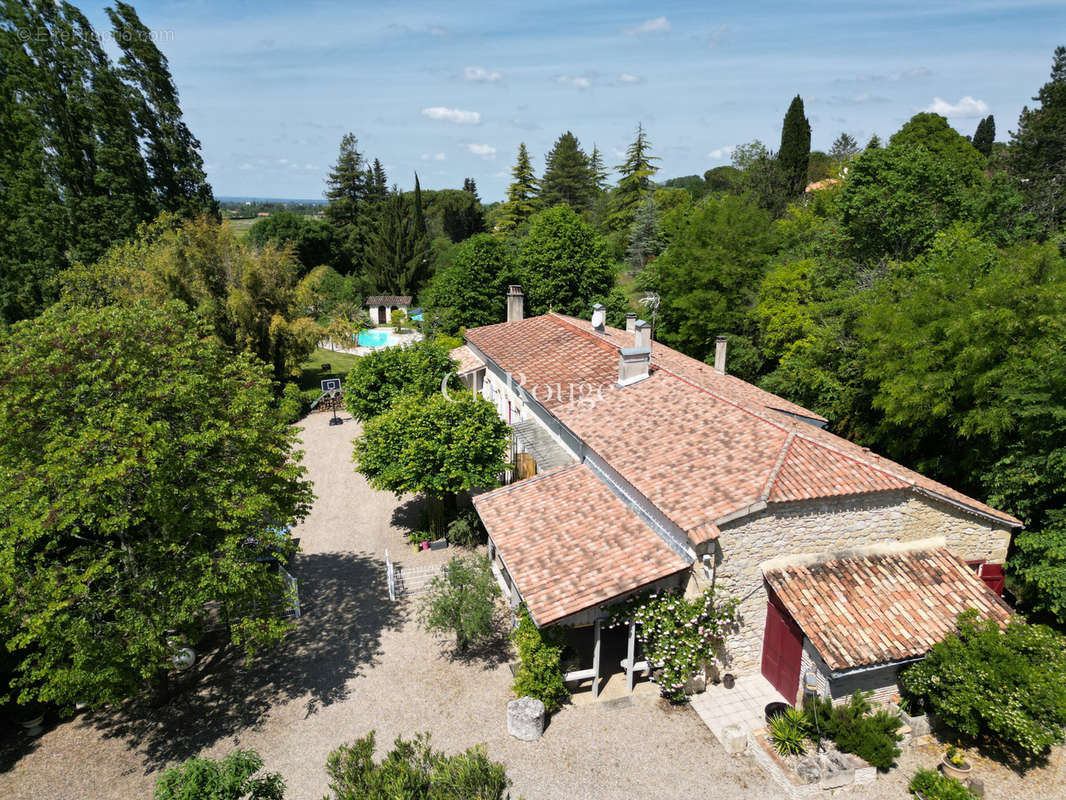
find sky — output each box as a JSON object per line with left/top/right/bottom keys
{"left": 78, "top": 0, "right": 1066, "bottom": 201}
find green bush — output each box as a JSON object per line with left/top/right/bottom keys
{"left": 511, "top": 606, "right": 569, "bottom": 713}
{"left": 279, "top": 382, "right": 304, "bottom": 424}
{"left": 768, "top": 707, "right": 809, "bottom": 756}
{"left": 900, "top": 610, "right": 1066, "bottom": 757}
{"left": 154, "top": 750, "right": 285, "bottom": 800}
{"left": 803, "top": 691, "right": 902, "bottom": 770}
{"left": 446, "top": 509, "right": 486, "bottom": 548}
{"left": 325, "top": 731, "right": 510, "bottom": 800}
{"left": 419, "top": 555, "right": 500, "bottom": 653}
{"left": 908, "top": 767, "right": 978, "bottom": 800}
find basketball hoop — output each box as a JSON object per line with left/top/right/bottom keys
{"left": 328, "top": 388, "right": 343, "bottom": 426}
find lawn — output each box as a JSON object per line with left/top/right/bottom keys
{"left": 296, "top": 347, "right": 361, "bottom": 394}
{"left": 225, "top": 217, "right": 259, "bottom": 239}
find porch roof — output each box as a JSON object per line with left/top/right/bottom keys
{"left": 474, "top": 463, "right": 690, "bottom": 626}
{"left": 763, "top": 546, "right": 1013, "bottom": 671}
{"left": 449, "top": 344, "right": 484, "bottom": 376}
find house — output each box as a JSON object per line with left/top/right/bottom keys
{"left": 365, "top": 295, "right": 412, "bottom": 326}
{"left": 454, "top": 285, "right": 1019, "bottom": 705}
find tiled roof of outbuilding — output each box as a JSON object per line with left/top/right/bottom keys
{"left": 364, "top": 295, "right": 412, "bottom": 306}
{"left": 763, "top": 546, "right": 1013, "bottom": 670}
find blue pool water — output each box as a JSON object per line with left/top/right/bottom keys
{"left": 357, "top": 329, "right": 395, "bottom": 348}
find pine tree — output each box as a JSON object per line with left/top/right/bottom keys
{"left": 365, "top": 194, "right": 430, "bottom": 295}
{"left": 829, "top": 133, "right": 860, "bottom": 166}
{"left": 866, "top": 134, "right": 882, "bottom": 150}
{"left": 588, "top": 146, "right": 609, "bottom": 192}
{"left": 625, "top": 196, "right": 664, "bottom": 274}
{"left": 1010, "top": 46, "right": 1066, "bottom": 231}
{"left": 972, "top": 115, "right": 996, "bottom": 157}
{"left": 497, "top": 143, "right": 540, "bottom": 232}
{"left": 540, "top": 131, "right": 594, "bottom": 211}
{"left": 463, "top": 177, "right": 480, "bottom": 201}
{"left": 608, "top": 124, "right": 660, "bottom": 231}
{"left": 325, "top": 133, "right": 369, "bottom": 229}
{"left": 778, "top": 95, "right": 812, "bottom": 196}
{"left": 106, "top": 2, "right": 215, "bottom": 218}
{"left": 371, "top": 159, "right": 388, "bottom": 200}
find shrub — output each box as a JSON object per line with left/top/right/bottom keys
{"left": 154, "top": 750, "right": 285, "bottom": 800}
{"left": 419, "top": 555, "right": 500, "bottom": 653}
{"left": 510, "top": 606, "right": 569, "bottom": 712}
{"left": 803, "top": 692, "right": 902, "bottom": 770}
{"left": 900, "top": 610, "right": 1066, "bottom": 757}
{"left": 279, "top": 382, "right": 304, "bottom": 424}
{"left": 768, "top": 707, "right": 809, "bottom": 756}
{"left": 446, "top": 509, "right": 486, "bottom": 548}
{"left": 390, "top": 308, "right": 405, "bottom": 333}
{"left": 908, "top": 768, "right": 978, "bottom": 800}
{"left": 325, "top": 731, "right": 510, "bottom": 800}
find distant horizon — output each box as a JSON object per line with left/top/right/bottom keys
{"left": 76, "top": 1, "right": 1066, "bottom": 201}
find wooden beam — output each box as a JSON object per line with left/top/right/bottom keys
{"left": 592, "top": 618, "right": 602, "bottom": 699}
{"left": 626, "top": 620, "right": 636, "bottom": 693}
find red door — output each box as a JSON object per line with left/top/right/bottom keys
{"left": 761, "top": 600, "right": 803, "bottom": 703}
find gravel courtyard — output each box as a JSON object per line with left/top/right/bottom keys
{"left": 0, "top": 410, "right": 782, "bottom": 800}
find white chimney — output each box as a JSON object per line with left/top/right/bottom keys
{"left": 714, "top": 335, "right": 728, "bottom": 373}
{"left": 507, "top": 285, "right": 524, "bottom": 322}
{"left": 634, "top": 319, "right": 651, "bottom": 349}
{"left": 618, "top": 346, "right": 651, "bottom": 386}
{"left": 591, "top": 303, "right": 606, "bottom": 332}
{"left": 625, "top": 312, "right": 637, "bottom": 333}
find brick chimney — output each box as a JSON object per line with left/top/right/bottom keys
{"left": 507, "top": 285, "right": 524, "bottom": 323}
{"left": 618, "top": 346, "right": 651, "bottom": 386}
{"left": 713, "top": 335, "right": 727, "bottom": 373}
{"left": 625, "top": 312, "right": 637, "bottom": 333}
{"left": 634, "top": 319, "right": 651, "bottom": 349}
{"left": 591, "top": 303, "right": 606, "bottom": 332}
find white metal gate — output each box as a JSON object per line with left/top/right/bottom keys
{"left": 385, "top": 548, "right": 443, "bottom": 600}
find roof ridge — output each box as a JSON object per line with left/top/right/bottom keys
{"left": 761, "top": 430, "right": 797, "bottom": 502}
{"left": 547, "top": 312, "right": 624, "bottom": 356}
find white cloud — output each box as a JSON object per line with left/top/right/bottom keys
{"left": 556, "top": 75, "right": 591, "bottom": 89}
{"left": 277, "top": 158, "right": 289, "bottom": 165}
{"left": 464, "top": 66, "right": 502, "bottom": 82}
{"left": 239, "top": 162, "right": 254, "bottom": 171}
{"left": 421, "top": 152, "right": 447, "bottom": 161}
{"left": 617, "top": 73, "right": 643, "bottom": 84}
{"left": 467, "top": 143, "right": 497, "bottom": 160}
{"left": 623, "top": 16, "right": 671, "bottom": 35}
{"left": 422, "top": 106, "right": 481, "bottom": 124}
{"left": 924, "top": 95, "right": 989, "bottom": 118}
{"left": 708, "top": 145, "right": 735, "bottom": 160}
{"left": 708, "top": 24, "right": 729, "bottom": 47}
{"left": 857, "top": 66, "right": 930, "bottom": 83}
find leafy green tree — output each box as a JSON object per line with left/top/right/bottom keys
{"left": 0, "top": 302, "right": 313, "bottom": 710}
{"left": 421, "top": 189, "right": 484, "bottom": 243}
{"left": 625, "top": 195, "right": 664, "bottom": 273}
{"left": 889, "top": 112, "right": 986, "bottom": 181}
{"left": 540, "top": 131, "right": 594, "bottom": 211}
{"left": 703, "top": 165, "right": 741, "bottom": 193}
{"left": 517, "top": 205, "right": 615, "bottom": 317}
{"left": 806, "top": 151, "right": 833, "bottom": 183}
{"left": 325, "top": 731, "right": 510, "bottom": 800}
{"left": 344, "top": 339, "right": 459, "bottom": 421}
{"left": 608, "top": 123, "right": 660, "bottom": 230}
{"left": 900, "top": 611, "right": 1066, "bottom": 758}
{"left": 1011, "top": 519, "right": 1066, "bottom": 627}
{"left": 248, "top": 211, "right": 335, "bottom": 273}
{"left": 972, "top": 114, "right": 996, "bottom": 157}
{"left": 419, "top": 555, "right": 501, "bottom": 652}
{"left": 829, "top": 132, "right": 861, "bottom": 165}
{"left": 731, "top": 140, "right": 785, "bottom": 216}
{"left": 653, "top": 194, "right": 778, "bottom": 367}
{"left": 1009, "top": 46, "right": 1066, "bottom": 232}
{"left": 778, "top": 95, "right": 812, "bottom": 197}
{"left": 154, "top": 750, "right": 285, "bottom": 800}
{"left": 354, "top": 393, "right": 509, "bottom": 535}
{"left": 421, "top": 234, "right": 517, "bottom": 331}
{"left": 865, "top": 134, "right": 882, "bottom": 149}
{"left": 497, "top": 142, "right": 540, "bottom": 232}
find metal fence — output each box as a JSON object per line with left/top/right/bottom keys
{"left": 385, "top": 548, "right": 442, "bottom": 600}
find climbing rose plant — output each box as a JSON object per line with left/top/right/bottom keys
{"left": 608, "top": 588, "right": 739, "bottom": 702}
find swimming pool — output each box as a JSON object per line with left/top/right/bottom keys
{"left": 356, "top": 329, "right": 396, "bottom": 348}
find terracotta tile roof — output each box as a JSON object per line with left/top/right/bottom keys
{"left": 473, "top": 464, "right": 690, "bottom": 626}
{"left": 770, "top": 436, "right": 909, "bottom": 502}
{"left": 449, "top": 345, "right": 484, "bottom": 376}
{"left": 764, "top": 546, "right": 1014, "bottom": 670}
{"left": 553, "top": 313, "right": 827, "bottom": 423}
{"left": 364, "top": 295, "right": 412, "bottom": 306}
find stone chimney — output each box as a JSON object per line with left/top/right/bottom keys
{"left": 634, "top": 319, "right": 651, "bottom": 349}
{"left": 625, "top": 312, "right": 637, "bottom": 333}
{"left": 618, "top": 347, "right": 651, "bottom": 386}
{"left": 591, "top": 303, "right": 606, "bottom": 332}
{"left": 713, "top": 335, "right": 728, "bottom": 373}
{"left": 506, "top": 285, "right": 524, "bottom": 323}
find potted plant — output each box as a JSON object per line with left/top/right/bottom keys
{"left": 18, "top": 703, "right": 46, "bottom": 737}
{"left": 941, "top": 745, "right": 971, "bottom": 781}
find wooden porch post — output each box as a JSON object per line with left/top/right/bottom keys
{"left": 626, "top": 619, "right": 637, "bottom": 693}
{"left": 592, "top": 618, "right": 602, "bottom": 699}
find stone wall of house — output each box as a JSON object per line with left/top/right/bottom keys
{"left": 800, "top": 637, "right": 904, "bottom": 707}
{"left": 703, "top": 490, "right": 1012, "bottom": 675}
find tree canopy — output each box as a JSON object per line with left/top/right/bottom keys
{"left": 344, "top": 339, "right": 460, "bottom": 422}
{"left": 608, "top": 123, "right": 659, "bottom": 231}
{"left": 421, "top": 234, "right": 517, "bottom": 331}
{"left": 540, "top": 131, "right": 594, "bottom": 212}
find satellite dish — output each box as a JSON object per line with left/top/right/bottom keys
{"left": 172, "top": 647, "right": 196, "bottom": 670}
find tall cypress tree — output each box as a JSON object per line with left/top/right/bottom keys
{"left": 413, "top": 173, "right": 427, "bottom": 236}
{"left": 778, "top": 95, "right": 811, "bottom": 197}
{"left": 1010, "top": 46, "right": 1066, "bottom": 231}
{"left": 540, "top": 131, "right": 594, "bottom": 211}
{"left": 608, "top": 123, "right": 659, "bottom": 231}
{"left": 972, "top": 115, "right": 996, "bottom": 157}
{"left": 106, "top": 2, "right": 215, "bottom": 218}
{"left": 497, "top": 143, "right": 540, "bottom": 232}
